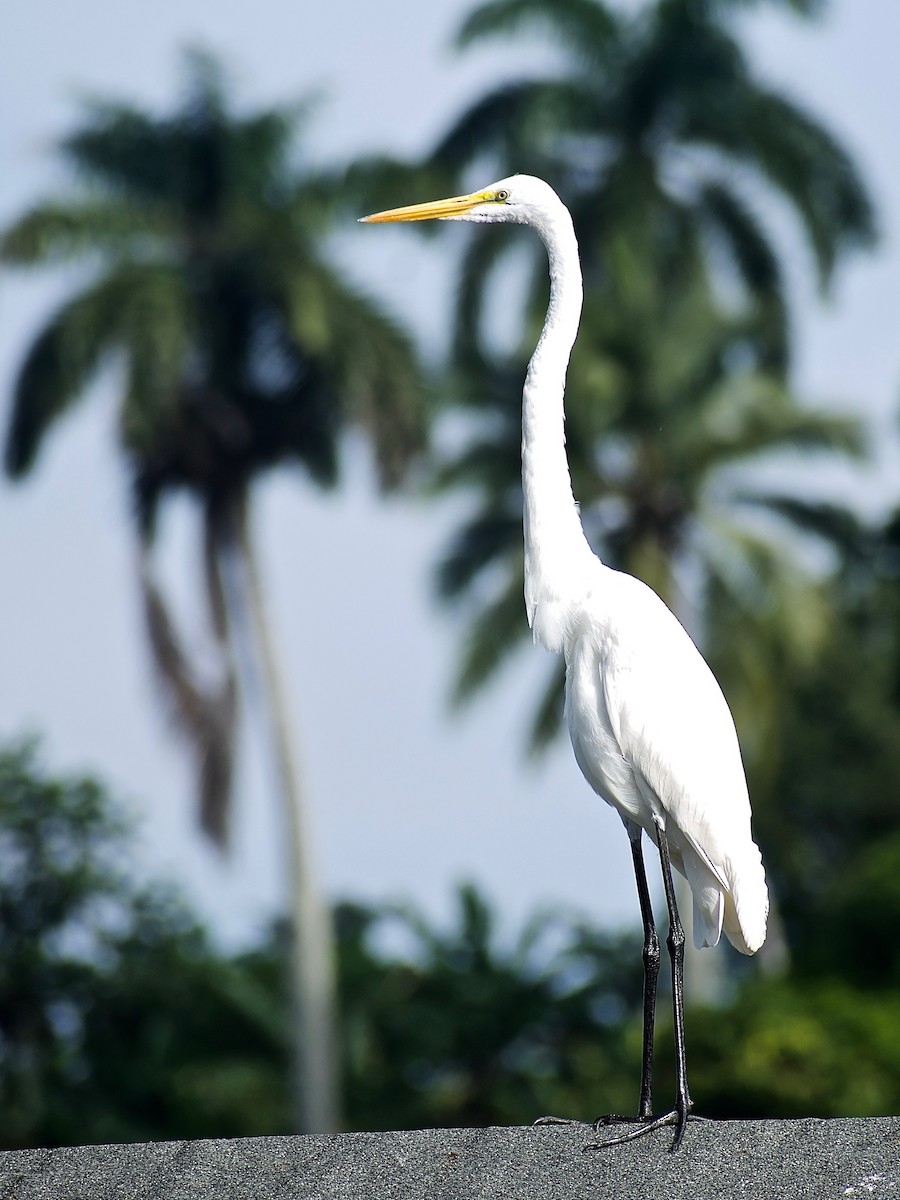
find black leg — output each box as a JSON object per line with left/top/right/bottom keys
{"left": 590, "top": 833, "right": 660, "bottom": 1133}
{"left": 656, "top": 819, "right": 692, "bottom": 1149}
{"left": 631, "top": 832, "right": 660, "bottom": 1121}
{"left": 586, "top": 819, "right": 694, "bottom": 1154}
{"left": 535, "top": 832, "right": 659, "bottom": 1135}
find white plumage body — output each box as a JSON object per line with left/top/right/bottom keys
{"left": 558, "top": 562, "right": 767, "bottom": 954}
{"left": 508, "top": 172, "right": 768, "bottom": 960}
{"left": 361, "top": 170, "right": 768, "bottom": 956}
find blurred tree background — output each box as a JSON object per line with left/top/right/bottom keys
{"left": 4, "top": 727, "right": 900, "bottom": 1150}
{"left": 2, "top": 0, "right": 900, "bottom": 1148}
{"left": 0, "top": 52, "right": 429, "bottom": 1133}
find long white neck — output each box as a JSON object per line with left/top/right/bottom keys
{"left": 522, "top": 204, "right": 597, "bottom": 653}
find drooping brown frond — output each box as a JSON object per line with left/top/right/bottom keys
{"left": 139, "top": 545, "right": 237, "bottom": 848}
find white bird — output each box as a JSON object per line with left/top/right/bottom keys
{"left": 360, "top": 174, "right": 768, "bottom": 1152}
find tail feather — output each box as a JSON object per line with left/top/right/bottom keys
{"left": 678, "top": 836, "right": 768, "bottom": 955}
{"left": 723, "top": 848, "right": 769, "bottom": 955}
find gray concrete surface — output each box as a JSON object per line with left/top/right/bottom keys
{"left": 0, "top": 1119, "right": 898, "bottom": 1199}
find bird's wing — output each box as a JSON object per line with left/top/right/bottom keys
{"left": 603, "top": 597, "right": 769, "bottom": 954}
{"left": 600, "top": 581, "right": 755, "bottom": 894}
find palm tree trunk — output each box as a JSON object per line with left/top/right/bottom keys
{"left": 226, "top": 492, "right": 340, "bottom": 1133}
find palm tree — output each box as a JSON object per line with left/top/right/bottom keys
{"left": 0, "top": 52, "right": 427, "bottom": 1131}
{"left": 435, "top": 0, "right": 875, "bottom": 373}
{"left": 426, "top": 0, "right": 873, "bottom": 741}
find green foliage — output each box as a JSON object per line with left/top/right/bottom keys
{"left": 823, "top": 836, "right": 900, "bottom": 988}
{"left": 0, "top": 748, "right": 643, "bottom": 1142}
{"left": 737, "top": 510, "right": 900, "bottom": 978}
{"left": 336, "top": 884, "right": 900, "bottom": 1129}
{"left": 0, "top": 741, "right": 291, "bottom": 1148}
{"left": 2, "top": 739, "right": 900, "bottom": 1145}
{"left": 337, "top": 886, "right": 644, "bottom": 1129}
{"left": 690, "top": 980, "right": 900, "bottom": 1119}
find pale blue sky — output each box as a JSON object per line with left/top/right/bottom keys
{"left": 1, "top": 0, "right": 898, "bottom": 945}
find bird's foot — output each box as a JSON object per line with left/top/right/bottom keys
{"left": 583, "top": 1101, "right": 696, "bottom": 1154}
{"left": 592, "top": 1111, "right": 656, "bottom": 1129}
{"left": 534, "top": 1111, "right": 657, "bottom": 1130}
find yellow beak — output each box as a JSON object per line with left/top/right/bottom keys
{"left": 359, "top": 188, "right": 494, "bottom": 224}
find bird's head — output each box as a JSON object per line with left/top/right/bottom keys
{"left": 359, "top": 174, "right": 562, "bottom": 228}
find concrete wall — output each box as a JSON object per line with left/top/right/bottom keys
{"left": 1, "top": 1119, "right": 899, "bottom": 1199}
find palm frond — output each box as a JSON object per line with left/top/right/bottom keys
{"left": 700, "top": 520, "right": 831, "bottom": 769}
{"left": 4, "top": 274, "right": 132, "bottom": 476}
{"left": 456, "top": 0, "right": 621, "bottom": 62}
{"left": 432, "top": 80, "right": 592, "bottom": 172}
{"left": 452, "top": 574, "right": 529, "bottom": 703}
{"left": 453, "top": 225, "right": 533, "bottom": 363}
{"left": 288, "top": 265, "right": 428, "bottom": 491}
{"left": 436, "top": 510, "right": 522, "bottom": 600}
{"left": 526, "top": 657, "right": 567, "bottom": 755}
{"left": 704, "top": 0, "right": 825, "bottom": 17}
{"left": 734, "top": 493, "right": 874, "bottom": 562}
{"left": 64, "top": 49, "right": 228, "bottom": 203}
{"left": 692, "top": 85, "right": 876, "bottom": 287}
{"left": 139, "top": 546, "right": 237, "bottom": 848}
{"left": 0, "top": 201, "right": 170, "bottom": 266}
{"left": 65, "top": 51, "right": 306, "bottom": 220}
{"left": 680, "top": 377, "right": 866, "bottom": 477}
{"left": 697, "top": 181, "right": 788, "bottom": 371}
{"left": 431, "top": 436, "right": 521, "bottom": 498}
{"left": 703, "top": 517, "right": 832, "bottom": 669}
{"left": 63, "top": 102, "right": 182, "bottom": 206}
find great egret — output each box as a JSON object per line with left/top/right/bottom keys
{"left": 360, "top": 175, "right": 768, "bottom": 1152}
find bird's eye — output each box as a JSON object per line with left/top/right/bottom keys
{"left": 496, "top": 189, "right": 510, "bottom": 202}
